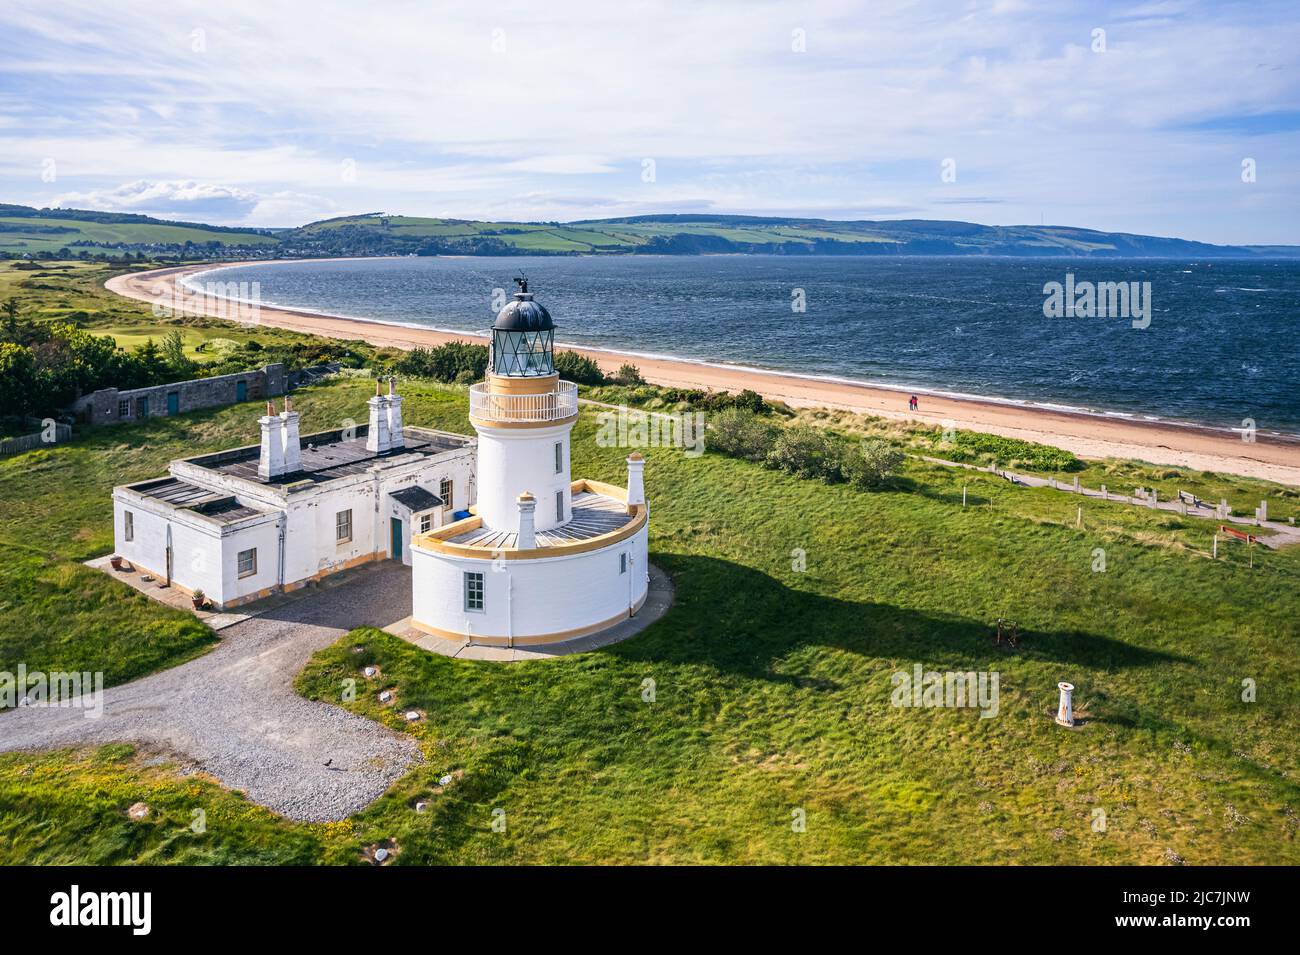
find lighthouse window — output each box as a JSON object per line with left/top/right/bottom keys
{"left": 556, "top": 490, "right": 564, "bottom": 523}
{"left": 554, "top": 441, "right": 563, "bottom": 474}
{"left": 464, "top": 571, "right": 484, "bottom": 612}
{"left": 620, "top": 552, "right": 627, "bottom": 575}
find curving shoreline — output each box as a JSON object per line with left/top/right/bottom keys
{"left": 106, "top": 261, "right": 1300, "bottom": 486}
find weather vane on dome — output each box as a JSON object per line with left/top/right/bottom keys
{"left": 514, "top": 275, "right": 529, "bottom": 294}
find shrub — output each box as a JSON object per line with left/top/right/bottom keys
{"left": 554, "top": 350, "right": 606, "bottom": 385}
{"left": 708, "top": 407, "right": 778, "bottom": 462}
{"left": 766, "top": 425, "right": 845, "bottom": 482}
{"left": 613, "top": 362, "right": 645, "bottom": 385}
{"left": 393, "top": 342, "right": 488, "bottom": 382}
{"left": 841, "top": 439, "right": 905, "bottom": 488}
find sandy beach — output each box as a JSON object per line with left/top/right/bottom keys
{"left": 106, "top": 261, "right": 1300, "bottom": 486}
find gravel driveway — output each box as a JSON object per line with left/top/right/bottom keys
{"left": 0, "top": 562, "right": 421, "bottom": 822}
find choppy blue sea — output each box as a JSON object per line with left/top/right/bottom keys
{"left": 191, "top": 255, "right": 1300, "bottom": 435}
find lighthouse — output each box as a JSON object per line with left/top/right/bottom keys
{"left": 470, "top": 278, "right": 577, "bottom": 533}
{"left": 410, "top": 280, "right": 650, "bottom": 647}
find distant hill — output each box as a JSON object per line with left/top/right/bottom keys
{"left": 2, "top": 203, "right": 1296, "bottom": 259}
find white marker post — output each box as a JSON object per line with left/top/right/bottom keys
{"left": 1055, "top": 682, "right": 1075, "bottom": 727}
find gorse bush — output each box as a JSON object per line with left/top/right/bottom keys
{"left": 393, "top": 342, "right": 488, "bottom": 382}
{"left": 553, "top": 350, "right": 606, "bottom": 385}
{"left": 842, "top": 439, "right": 906, "bottom": 489}
{"left": 708, "top": 406, "right": 779, "bottom": 462}
{"left": 708, "top": 408, "right": 906, "bottom": 488}
{"left": 767, "top": 425, "right": 844, "bottom": 481}
{"left": 613, "top": 362, "right": 645, "bottom": 386}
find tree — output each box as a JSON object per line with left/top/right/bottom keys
{"left": 766, "top": 425, "right": 845, "bottom": 482}
{"left": 161, "top": 329, "right": 195, "bottom": 378}
{"left": 0, "top": 343, "right": 36, "bottom": 414}
{"left": 1, "top": 297, "right": 19, "bottom": 340}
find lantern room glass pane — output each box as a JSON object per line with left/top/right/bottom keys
{"left": 492, "top": 329, "right": 554, "bottom": 376}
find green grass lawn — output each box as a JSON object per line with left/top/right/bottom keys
{"left": 1, "top": 376, "right": 1298, "bottom": 864}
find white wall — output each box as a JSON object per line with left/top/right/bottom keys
{"left": 411, "top": 522, "right": 649, "bottom": 642}
{"left": 474, "top": 422, "right": 573, "bottom": 533}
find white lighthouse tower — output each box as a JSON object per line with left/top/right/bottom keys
{"left": 410, "top": 280, "right": 650, "bottom": 647}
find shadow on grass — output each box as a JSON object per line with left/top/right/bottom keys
{"left": 609, "top": 552, "right": 1187, "bottom": 685}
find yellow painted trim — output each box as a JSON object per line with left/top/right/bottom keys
{"left": 411, "top": 481, "right": 646, "bottom": 561}
{"left": 468, "top": 412, "right": 578, "bottom": 431}
{"left": 488, "top": 373, "right": 559, "bottom": 395}
{"left": 409, "top": 589, "right": 650, "bottom": 646}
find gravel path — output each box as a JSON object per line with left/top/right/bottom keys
{"left": 0, "top": 562, "right": 422, "bottom": 822}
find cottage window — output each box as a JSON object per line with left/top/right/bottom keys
{"left": 336, "top": 509, "right": 353, "bottom": 543}
{"left": 419, "top": 513, "right": 432, "bottom": 534}
{"left": 440, "top": 477, "right": 453, "bottom": 513}
{"left": 237, "top": 548, "right": 257, "bottom": 578}
{"left": 464, "top": 571, "right": 484, "bottom": 612}
{"left": 123, "top": 510, "right": 134, "bottom": 542}
{"left": 118, "top": 399, "right": 130, "bottom": 418}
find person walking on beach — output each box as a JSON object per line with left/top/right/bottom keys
{"left": 909, "top": 394, "right": 919, "bottom": 412}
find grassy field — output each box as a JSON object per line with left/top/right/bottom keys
{"left": 1, "top": 372, "right": 1298, "bottom": 865}
{"left": 0, "top": 216, "right": 277, "bottom": 256}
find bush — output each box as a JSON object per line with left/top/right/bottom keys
{"left": 708, "top": 407, "right": 778, "bottom": 462}
{"left": 841, "top": 439, "right": 905, "bottom": 488}
{"left": 766, "top": 425, "right": 845, "bottom": 482}
{"left": 393, "top": 342, "right": 488, "bottom": 382}
{"left": 613, "top": 362, "right": 645, "bottom": 386}
{"left": 938, "top": 429, "right": 1082, "bottom": 472}
{"left": 554, "top": 350, "right": 606, "bottom": 385}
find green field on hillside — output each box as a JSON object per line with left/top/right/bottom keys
{"left": 1, "top": 369, "right": 1297, "bottom": 864}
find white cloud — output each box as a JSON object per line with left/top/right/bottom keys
{"left": 0, "top": 0, "right": 1296, "bottom": 241}
{"left": 52, "top": 179, "right": 259, "bottom": 219}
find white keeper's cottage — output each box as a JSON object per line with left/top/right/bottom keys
{"left": 113, "top": 382, "right": 475, "bottom": 609}
{"left": 408, "top": 279, "right": 650, "bottom": 647}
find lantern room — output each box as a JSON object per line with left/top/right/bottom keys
{"left": 490, "top": 277, "right": 555, "bottom": 377}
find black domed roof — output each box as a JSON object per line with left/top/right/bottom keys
{"left": 494, "top": 293, "right": 554, "bottom": 331}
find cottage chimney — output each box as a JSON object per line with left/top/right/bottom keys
{"left": 366, "top": 379, "right": 390, "bottom": 453}
{"left": 626, "top": 452, "right": 645, "bottom": 512}
{"left": 279, "top": 397, "right": 302, "bottom": 473}
{"left": 516, "top": 491, "right": 537, "bottom": 549}
{"left": 1055, "top": 682, "right": 1075, "bottom": 727}
{"left": 258, "top": 403, "right": 285, "bottom": 479}
{"left": 385, "top": 377, "right": 405, "bottom": 450}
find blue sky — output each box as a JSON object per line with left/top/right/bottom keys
{"left": 1, "top": 0, "right": 1297, "bottom": 244}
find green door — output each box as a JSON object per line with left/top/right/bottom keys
{"left": 391, "top": 517, "right": 403, "bottom": 561}
{"left": 167, "top": 391, "right": 179, "bottom": 415}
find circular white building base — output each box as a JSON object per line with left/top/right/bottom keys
{"left": 401, "top": 563, "right": 673, "bottom": 662}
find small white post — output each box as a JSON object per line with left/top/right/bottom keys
{"left": 962, "top": 485, "right": 967, "bottom": 507}
{"left": 1076, "top": 506, "right": 1082, "bottom": 528}
{"left": 515, "top": 492, "right": 537, "bottom": 550}
{"left": 1213, "top": 534, "right": 1218, "bottom": 559}
{"left": 1073, "top": 475, "right": 1081, "bottom": 493}
{"left": 1055, "top": 682, "right": 1075, "bottom": 727}
{"left": 1259, "top": 499, "right": 1267, "bottom": 522}
{"left": 1101, "top": 484, "right": 1108, "bottom": 501}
